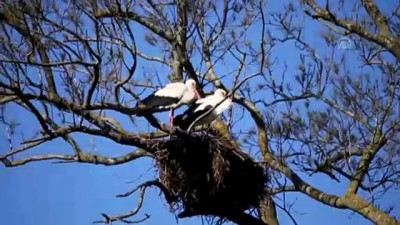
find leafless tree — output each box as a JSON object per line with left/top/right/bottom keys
{"left": 1, "top": 0, "right": 399, "bottom": 225}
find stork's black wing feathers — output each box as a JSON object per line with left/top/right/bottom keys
{"left": 173, "top": 104, "right": 213, "bottom": 130}
{"left": 139, "top": 93, "right": 180, "bottom": 108}
{"left": 135, "top": 93, "right": 181, "bottom": 117}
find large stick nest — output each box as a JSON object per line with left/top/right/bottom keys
{"left": 155, "top": 132, "right": 268, "bottom": 218}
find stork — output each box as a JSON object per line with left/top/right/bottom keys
{"left": 137, "top": 79, "right": 201, "bottom": 124}
{"left": 173, "top": 89, "right": 232, "bottom": 130}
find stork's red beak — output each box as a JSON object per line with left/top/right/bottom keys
{"left": 194, "top": 87, "right": 201, "bottom": 99}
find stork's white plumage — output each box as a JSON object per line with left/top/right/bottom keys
{"left": 173, "top": 89, "right": 232, "bottom": 130}
{"left": 137, "top": 79, "right": 200, "bottom": 124}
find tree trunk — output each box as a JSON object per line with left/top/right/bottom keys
{"left": 259, "top": 196, "right": 279, "bottom": 225}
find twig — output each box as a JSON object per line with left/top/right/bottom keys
{"left": 117, "top": 179, "right": 176, "bottom": 203}
{"left": 94, "top": 186, "right": 148, "bottom": 224}
{"left": 117, "top": 180, "right": 159, "bottom": 198}
{"left": 259, "top": 0, "right": 267, "bottom": 74}
{"left": 275, "top": 202, "right": 299, "bottom": 225}
{"left": 0, "top": 139, "right": 46, "bottom": 160}
{"left": 114, "top": 20, "right": 138, "bottom": 104}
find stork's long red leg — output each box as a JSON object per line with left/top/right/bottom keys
{"left": 169, "top": 108, "right": 174, "bottom": 126}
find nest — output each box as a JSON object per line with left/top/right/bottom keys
{"left": 155, "top": 132, "right": 267, "bottom": 218}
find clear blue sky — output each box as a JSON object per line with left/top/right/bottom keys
{"left": 1, "top": 1, "right": 399, "bottom": 225}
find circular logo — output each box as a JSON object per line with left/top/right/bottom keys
{"left": 336, "top": 36, "right": 354, "bottom": 50}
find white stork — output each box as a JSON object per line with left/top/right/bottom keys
{"left": 137, "top": 79, "right": 201, "bottom": 124}
{"left": 173, "top": 89, "right": 232, "bottom": 130}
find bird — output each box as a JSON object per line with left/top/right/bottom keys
{"left": 173, "top": 88, "right": 232, "bottom": 131}
{"left": 136, "top": 79, "right": 201, "bottom": 125}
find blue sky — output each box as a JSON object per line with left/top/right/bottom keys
{"left": 1, "top": 0, "right": 400, "bottom": 225}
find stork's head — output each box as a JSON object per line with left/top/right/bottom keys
{"left": 214, "top": 89, "right": 227, "bottom": 97}
{"left": 185, "top": 79, "right": 201, "bottom": 99}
